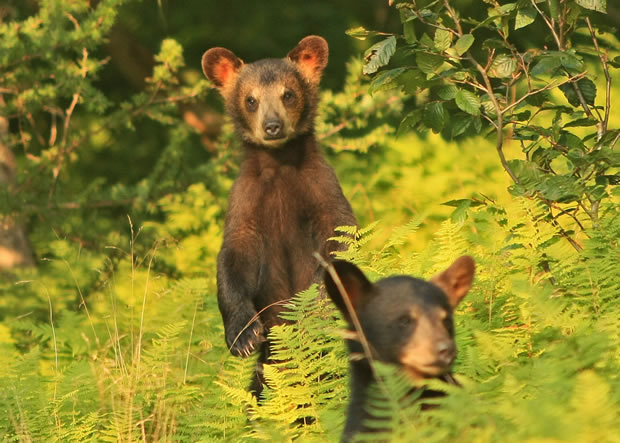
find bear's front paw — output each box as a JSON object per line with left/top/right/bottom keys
{"left": 226, "top": 319, "right": 265, "bottom": 358}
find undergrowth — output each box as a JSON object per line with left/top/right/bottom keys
{"left": 1, "top": 191, "right": 618, "bottom": 441}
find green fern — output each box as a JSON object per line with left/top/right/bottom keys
{"left": 257, "top": 285, "right": 348, "bottom": 441}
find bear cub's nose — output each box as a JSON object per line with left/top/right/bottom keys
{"left": 264, "top": 120, "right": 282, "bottom": 137}
{"left": 437, "top": 340, "right": 456, "bottom": 365}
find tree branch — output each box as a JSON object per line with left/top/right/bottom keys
{"left": 443, "top": 0, "right": 519, "bottom": 184}
{"left": 585, "top": 17, "right": 611, "bottom": 139}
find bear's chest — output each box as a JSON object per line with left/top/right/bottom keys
{"left": 253, "top": 166, "right": 315, "bottom": 235}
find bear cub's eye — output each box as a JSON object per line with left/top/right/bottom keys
{"left": 282, "top": 90, "right": 296, "bottom": 104}
{"left": 245, "top": 96, "right": 258, "bottom": 111}
{"left": 443, "top": 316, "right": 454, "bottom": 335}
{"left": 397, "top": 314, "right": 416, "bottom": 330}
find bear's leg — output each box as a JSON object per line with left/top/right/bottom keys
{"left": 217, "top": 247, "right": 264, "bottom": 357}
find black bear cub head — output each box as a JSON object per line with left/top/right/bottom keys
{"left": 325, "top": 256, "right": 475, "bottom": 381}
{"left": 202, "top": 36, "right": 327, "bottom": 148}
{"left": 325, "top": 257, "right": 475, "bottom": 439}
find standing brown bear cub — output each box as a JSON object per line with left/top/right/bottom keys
{"left": 202, "top": 36, "right": 356, "bottom": 394}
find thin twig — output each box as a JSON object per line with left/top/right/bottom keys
{"left": 24, "top": 112, "right": 46, "bottom": 147}
{"left": 313, "top": 253, "right": 377, "bottom": 376}
{"left": 531, "top": 0, "right": 595, "bottom": 118}
{"left": 502, "top": 72, "right": 587, "bottom": 115}
{"left": 469, "top": 54, "right": 520, "bottom": 183}
{"left": 184, "top": 301, "right": 199, "bottom": 384}
{"left": 227, "top": 298, "right": 291, "bottom": 354}
{"left": 585, "top": 17, "right": 611, "bottom": 139}
{"left": 64, "top": 258, "right": 100, "bottom": 345}
{"left": 60, "top": 92, "right": 81, "bottom": 150}
{"left": 135, "top": 241, "right": 159, "bottom": 374}
{"left": 44, "top": 285, "right": 60, "bottom": 433}
{"left": 550, "top": 203, "right": 588, "bottom": 234}
{"left": 49, "top": 47, "right": 88, "bottom": 200}
{"left": 609, "top": 132, "right": 620, "bottom": 150}
{"left": 531, "top": 0, "right": 562, "bottom": 49}
{"left": 49, "top": 112, "right": 57, "bottom": 146}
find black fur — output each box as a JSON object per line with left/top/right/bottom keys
{"left": 324, "top": 258, "right": 474, "bottom": 441}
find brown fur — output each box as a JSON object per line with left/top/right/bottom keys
{"left": 202, "top": 36, "right": 356, "bottom": 397}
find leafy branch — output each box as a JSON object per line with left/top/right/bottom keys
{"left": 351, "top": 0, "right": 618, "bottom": 244}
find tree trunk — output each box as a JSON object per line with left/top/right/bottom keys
{"left": 0, "top": 95, "right": 35, "bottom": 270}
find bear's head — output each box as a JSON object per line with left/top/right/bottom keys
{"left": 202, "top": 36, "right": 328, "bottom": 148}
{"left": 325, "top": 256, "right": 475, "bottom": 380}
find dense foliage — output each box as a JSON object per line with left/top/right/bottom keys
{"left": 1, "top": 0, "right": 619, "bottom": 441}
{"left": 355, "top": 0, "right": 619, "bottom": 241}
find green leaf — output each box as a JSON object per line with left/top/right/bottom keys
{"left": 560, "top": 132, "right": 586, "bottom": 151}
{"left": 559, "top": 79, "right": 597, "bottom": 107}
{"left": 512, "top": 110, "right": 532, "bottom": 122}
{"left": 558, "top": 83, "right": 579, "bottom": 107}
{"left": 560, "top": 52, "right": 584, "bottom": 73}
{"left": 454, "top": 34, "right": 475, "bottom": 56}
{"left": 368, "top": 67, "right": 408, "bottom": 95}
{"left": 578, "top": 78, "right": 596, "bottom": 105}
{"left": 451, "top": 114, "right": 473, "bottom": 138}
{"left": 568, "top": 148, "right": 587, "bottom": 165}
{"left": 346, "top": 26, "right": 384, "bottom": 40}
{"left": 420, "top": 32, "right": 434, "bottom": 48}
{"left": 399, "top": 8, "right": 415, "bottom": 23}
{"left": 396, "top": 69, "right": 425, "bottom": 93}
{"left": 549, "top": 0, "right": 559, "bottom": 18}
{"left": 515, "top": 7, "right": 537, "bottom": 30}
{"left": 418, "top": 9, "right": 437, "bottom": 20}
{"left": 489, "top": 54, "right": 517, "bottom": 78}
{"left": 403, "top": 20, "right": 417, "bottom": 44}
{"left": 538, "top": 175, "right": 583, "bottom": 202}
{"left": 481, "top": 95, "right": 498, "bottom": 118}
{"left": 434, "top": 28, "right": 452, "bottom": 52}
{"left": 602, "top": 174, "right": 620, "bottom": 186}
{"left": 455, "top": 89, "right": 481, "bottom": 116}
{"left": 436, "top": 84, "right": 458, "bottom": 100}
{"left": 482, "top": 38, "right": 509, "bottom": 50}
{"left": 530, "top": 54, "right": 562, "bottom": 76}
{"left": 397, "top": 110, "right": 422, "bottom": 136}
{"left": 473, "top": 116, "right": 482, "bottom": 133}
{"left": 499, "top": 3, "right": 517, "bottom": 14}
{"left": 423, "top": 102, "right": 446, "bottom": 133}
{"left": 449, "top": 199, "right": 471, "bottom": 224}
{"left": 363, "top": 36, "right": 397, "bottom": 75}
{"left": 576, "top": 0, "right": 606, "bottom": 12}
{"left": 563, "top": 117, "right": 598, "bottom": 128}
{"left": 526, "top": 90, "right": 550, "bottom": 107}
{"left": 588, "top": 185, "right": 608, "bottom": 201}
{"left": 442, "top": 198, "right": 485, "bottom": 208}
{"left": 416, "top": 52, "right": 444, "bottom": 74}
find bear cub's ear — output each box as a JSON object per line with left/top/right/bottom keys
{"left": 431, "top": 255, "right": 475, "bottom": 308}
{"left": 288, "top": 35, "right": 328, "bottom": 85}
{"left": 202, "top": 47, "right": 243, "bottom": 90}
{"left": 324, "top": 260, "right": 373, "bottom": 322}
